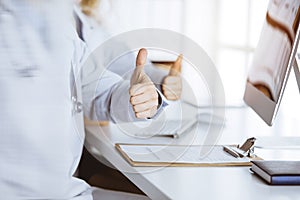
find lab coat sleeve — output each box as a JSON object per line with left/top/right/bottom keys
{"left": 80, "top": 53, "right": 122, "bottom": 121}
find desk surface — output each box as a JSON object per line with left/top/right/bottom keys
{"left": 84, "top": 103, "right": 300, "bottom": 200}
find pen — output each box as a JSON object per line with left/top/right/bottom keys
{"left": 223, "top": 145, "right": 240, "bottom": 158}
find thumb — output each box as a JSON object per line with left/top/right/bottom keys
{"left": 131, "top": 48, "right": 148, "bottom": 86}
{"left": 169, "top": 54, "right": 182, "bottom": 76}
{"left": 136, "top": 48, "right": 147, "bottom": 68}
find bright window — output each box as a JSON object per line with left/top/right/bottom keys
{"left": 99, "top": 0, "right": 299, "bottom": 110}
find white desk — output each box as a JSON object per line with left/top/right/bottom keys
{"left": 84, "top": 104, "right": 300, "bottom": 200}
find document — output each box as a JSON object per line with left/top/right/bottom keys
{"left": 116, "top": 144, "right": 253, "bottom": 167}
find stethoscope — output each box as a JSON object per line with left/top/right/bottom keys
{"left": 70, "top": 62, "right": 83, "bottom": 115}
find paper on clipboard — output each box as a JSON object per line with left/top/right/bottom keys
{"left": 115, "top": 143, "right": 258, "bottom": 167}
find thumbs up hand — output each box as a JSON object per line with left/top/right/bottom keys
{"left": 130, "top": 48, "right": 159, "bottom": 119}
{"left": 162, "top": 54, "right": 182, "bottom": 100}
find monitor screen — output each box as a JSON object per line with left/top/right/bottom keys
{"left": 244, "top": 0, "right": 300, "bottom": 126}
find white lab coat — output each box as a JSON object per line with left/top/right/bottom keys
{"left": 0, "top": 1, "right": 148, "bottom": 199}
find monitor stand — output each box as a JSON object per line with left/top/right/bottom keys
{"left": 294, "top": 53, "right": 300, "bottom": 94}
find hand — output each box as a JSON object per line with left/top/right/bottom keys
{"left": 130, "top": 48, "right": 159, "bottom": 118}
{"left": 254, "top": 84, "right": 273, "bottom": 101}
{"left": 162, "top": 54, "right": 182, "bottom": 100}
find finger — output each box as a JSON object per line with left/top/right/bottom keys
{"left": 169, "top": 54, "right": 182, "bottom": 76}
{"left": 131, "top": 48, "right": 148, "bottom": 86}
{"left": 162, "top": 82, "right": 182, "bottom": 93}
{"left": 129, "top": 83, "right": 155, "bottom": 96}
{"left": 162, "top": 82, "right": 182, "bottom": 90}
{"left": 131, "top": 90, "right": 158, "bottom": 105}
{"left": 136, "top": 48, "right": 147, "bottom": 69}
{"left": 162, "top": 87, "right": 182, "bottom": 96}
{"left": 163, "top": 76, "right": 181, "bottom": 84}
{"left": 162, "top": 87, "right": 182, "bottom": 94}
{"left": 162, "top": 84, "right": 182, "bottom": 100}
{"left": 163, "top": 89, "right": 181, "bottom": 96}
{"left": 163, "top": 90, "right": 181, "bottom": 100}
{"left": 164, "top": 94, "right": 180, "bottom": 100}
{"left": 135, "top": 106, "right": 158, "bottom": 118}
{"left": 133, "top": 99, "right": 158, "bottom": 113}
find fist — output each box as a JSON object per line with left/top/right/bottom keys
{"left": 162, "top": 54, "right": 182, "bottom": 100}
{"left": 130, "top": 48, "right": 159, "bottom": 118}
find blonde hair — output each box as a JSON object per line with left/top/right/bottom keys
{"left": 80, "top": 0, "right": 100, "bottom": 17}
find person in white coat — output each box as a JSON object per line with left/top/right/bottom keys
{"left": 0, "top": 0, "right": 162, "bottom": 199}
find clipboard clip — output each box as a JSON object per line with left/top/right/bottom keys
{"left": 223, "top": 137, "right": 256, "bottom": 158}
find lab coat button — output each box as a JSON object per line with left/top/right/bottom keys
{"left": 75, "top": 102, "right": 83, "bottom": 113}
{"left": 72, "top": 96, "right": 77, "bottom": 103}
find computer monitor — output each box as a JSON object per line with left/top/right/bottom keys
{"left": 244, "top": 0, "right": 300, "bottom": 126}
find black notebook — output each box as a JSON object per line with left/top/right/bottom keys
{"left": 251, "top": 160, "right": 300, "bottom": 185}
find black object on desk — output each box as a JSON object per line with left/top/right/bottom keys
{"left": 251, "top": 160, "right": 300, "bottom": 185}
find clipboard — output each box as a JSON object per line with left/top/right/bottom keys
{"left": 115, "top": 139, "right": 262, "bottom": 167}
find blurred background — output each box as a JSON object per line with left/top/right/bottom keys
{"left": 93, "top": 0, "right": 299, "bottom": 124}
